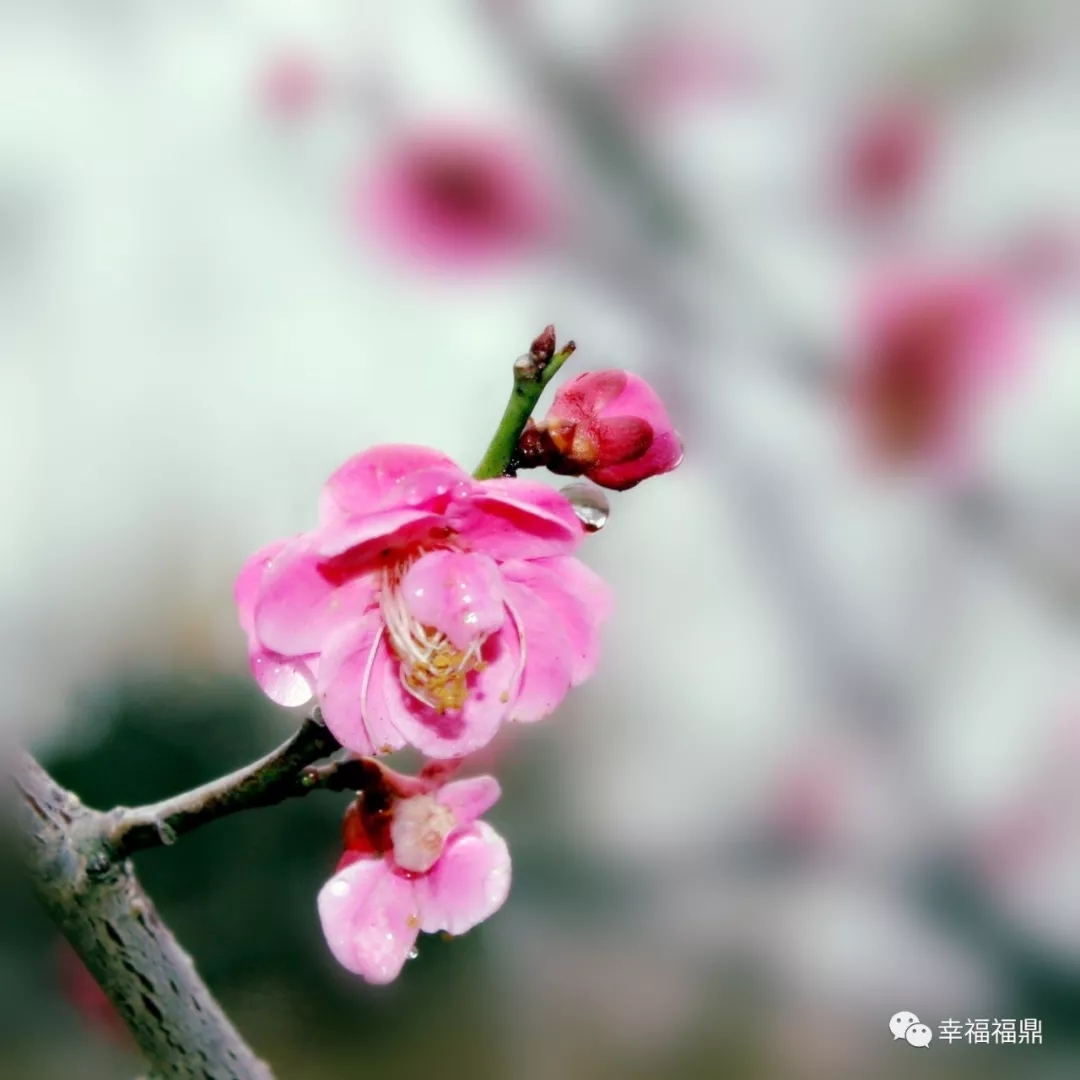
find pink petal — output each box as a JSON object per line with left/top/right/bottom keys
{"left": 500, "top": 557, "right": 612, "bottom": 685}
{"left": 603, "top": 371, "right": 679, "bottom": 433}
{"left": 501, "top": 580, "right": 574, "bottom": 723}
{"left": 317, "top": 858, "right": 421, "bottom": 984}
{"left": 592, "top": 416, "right": 654, "bottom": 464}
{"left": 556, "top": 370, "right": 628, "bottom": 415}
{"left": 317, "top": 509, "right": 446, "bottom": 582}
{"left": 449, "top": 478, "right": 583, "bottom": 560}
{"left": 589, "top": 429, "right": 685, "bottom": 490}
{"left": 316, "top": 613, "right": 406, "bottom": 756}
{"left": 381, "top": 630, "right": 515, "bottom": 758}
{"left": 235, "top": 539, "right": 290, "bottom": 637}
{"left": 320, "top": 445, "right": 468, "bottom": 522}
{"left": 415, "top": 822, "right": 511, "bottom": 936}
{"left": 236, "top": 539, "right": 318, "bottom": 706}
{"left": 437, "top": 775, "right": 502, "bottom": 825}
{"left": 401, "top": 550, "right": 506, "bottom": 651}
{"left": 253, "top": 538, "right": 377, "bottom": 656}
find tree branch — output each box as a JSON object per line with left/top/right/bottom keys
{"left": 103, "top": 711, "right": 374, "bottom": 861}
{"left": 473, "top": 327, "right": 576, "bottom": 480}
{"left": 8, "top": 750, "right": 274, "bottom": 1080}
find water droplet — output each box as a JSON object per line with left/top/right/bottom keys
{"left": 560, "top": 482, "right": 610, "bottom": 532}
{"left": 407, "top": 946, "right": 419, "bottom": 960}
{"left": 329, "top": 880, "right": 350, "bottom": 898}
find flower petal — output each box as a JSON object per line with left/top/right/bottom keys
{"left": 437, "top": 775, "right": 501, "bottom": 825}
{"left": 253, "top": 538, "right": 377, "bottom": 656}
{"left": 235, "top": 539, "right": 290, "bottom": 638}
{"left": 382, "top": 630, "right": 515, "bottom": 758}
{"left": 501, "top": 580, "right": 574, "bottom": 722}
{"left": 317, "top": 858, "right": 420, "bottom": 984}
{"left": 401, "top": 550, "right": 506, "bottom": 651}
{"left": 317, "top": 613, "right": 406, "bottom": 756}
{"left": 592, "top": 415, "right": 654, "bottom": 464}
{"left": 320, "top": 445, "right": 468, "bottom": 522}
{"left": 557, "top": 370, "right": 628, "bottom": 414}
{"left": 449, "top": 478, "right": 583, "bottom": 560}
{"left": 500, "top": 557, "right": 612, "bottom": 686}
{"left": 589, "top": 429, "right": 684, "bottom": 490}
{"left": 236, "top": 539, "right": 318, "bottom": 706}
{"left": 316, "top": 509, "right": 446, "bottom": 584}
{"left": 415, "top": 821, "right": 511, "bottom": 936}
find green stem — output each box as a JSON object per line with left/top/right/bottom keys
{"left": 473, "top": 342, "right": 576, "bottom": 479}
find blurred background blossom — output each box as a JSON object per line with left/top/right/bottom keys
{"left": 2, "top": 1, "right": 1080, "bottom": 1077}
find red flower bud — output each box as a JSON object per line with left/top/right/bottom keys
{"left": 534, "top": 370, "right": 683, "bottom": 490}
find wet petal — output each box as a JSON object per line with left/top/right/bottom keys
{"left": 235, "top": 539, "right": 290, "bottom": 638}
{"left": 320, "top": 445, "right": 468, "bottom": 522}
{"left": 415, "top": 822, "right": 511, "bottom": 936}
{"left": 401, "top": 550, "right": 505, "bottom": 651}
{"left": 317, "top": 613, "right": 406, "bottom": 756}
{"left": 317, "top": 858, "right": 420, "bottom": 984}
{"left": 448, "top": 478, "right": 583, "bottom": 560}
{"left": 253, "top": 538, "right": 377, "bottom": 656}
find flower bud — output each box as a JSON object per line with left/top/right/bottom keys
{"left": 532, "top": 370, "right": 683, "bottom": 490}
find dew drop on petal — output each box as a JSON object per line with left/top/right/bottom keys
{"left": 560, "top": 481, "right": 610, "bottom": 532}
{"left": 329, "top": 880, "right": 350, "bottom": 898}
{"left": 407, "top": 946, "right": 419, "bottom": 960}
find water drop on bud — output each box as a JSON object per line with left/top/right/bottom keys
{"left": 560, "top": 481, "right": 610, "bottom": 533}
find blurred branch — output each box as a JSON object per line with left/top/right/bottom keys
{"left": 8, "top": 751, "right": 274, "bottom": 1079}
{"left": 102, "top": 711, "right": 372, "bottom": 861}
{"left": 474, "top": 326, "right": 576, "bottom": 479}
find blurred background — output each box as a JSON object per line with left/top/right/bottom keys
{"left": 2, "top": 0, "right": 1080, "bottom": 1076}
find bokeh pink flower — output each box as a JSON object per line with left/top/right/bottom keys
{"left": 258, "top": 53, "right": 325, "bottom": 122}
{"left": 526, "top": 370, "right": 684, "bottom": 490}
{"left": 318, "top": 766, "right": 510, "bottom": 984}
{"left": 354, "top": 126, "right": 554, "bottom": 269}
{"left": 849, "top": 269, "right": 1022, "bottom": 471}
{"left": 841, "top": 102, "right": 933, "bottom": 214}
{"left": 236, "top": 445, "right": 612, "bottom": 758}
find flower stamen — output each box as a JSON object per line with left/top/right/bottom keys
{"left": 380, "top": 555, "right": 487, "bottom": 713}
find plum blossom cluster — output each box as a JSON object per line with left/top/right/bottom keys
{"left": 235, "top": 335, "right": 682, "bottom": 983}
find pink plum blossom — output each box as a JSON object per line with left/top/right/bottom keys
{"left": 525, "top": 370, "right": 684, "bottom": 491}
{"left": 318, "top": 766, "right": 510, "bottom": 984}
{"left": 850, "top": 270, "right": 1022, "bottom": 471}
{"left": 354, "top": 126, "right": 554, "bottom": 269}
{"left": 236, "top": 445, "right": 612, "bottom": 758}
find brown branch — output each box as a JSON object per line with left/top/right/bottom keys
{"left": 103, "top": 711, "right": 362, "bottom": 861}
{"left": 8, "top": 750, "right": 274, "bottom": 1079}
{"left": 5, "top": 711, "right": 384, "bottom": 1077}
